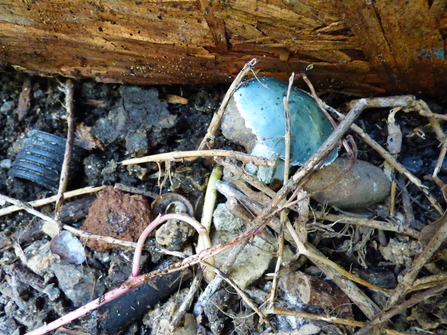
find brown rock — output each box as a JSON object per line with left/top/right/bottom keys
{"left": 304, "top": 158, "right": 391, "bottom": 209}
{"left": 81, "top": 186, "right": 151, "bottom": 251}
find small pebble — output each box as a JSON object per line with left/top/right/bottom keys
{"left": 0, "top": 101, "right": 15, "bottom": 113}
{"left": 0, "top": 159, "right": 12, "bottom": 169}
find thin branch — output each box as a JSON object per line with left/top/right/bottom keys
{"left": 343, "top": 95, "right": 443, "bottom": 214}
{"left": 25, "top": 217, "right": 277, "bottom": 335}
{"left": 386, "top": 211, "right": 447, "bottom": 309}
{"left": 0, "top": 186, "right": 106, "bottom": 217}
{"left": 114, "top": 183, "right": 158, "bottom": 198}
{"left": 198, "top": 58, "right": 257, "bottom": 150}
{"left": 355, "top": 281, "right": 447, "bottom": 335}
{"left": 54, "top": 79, "right": 76, "bottom": 221}
{"left": 0, "top": 191, "right": 187, "bottom": 258}
{"left": 284, "top": 220, "right": 382, "bottom": 318}
{"left": 300, "top": 73, "right": 338, "bottom": 129}
{"left": 350, "top": 122, "right": 443, "bottom": 214}
{"left": 345, "top": 96, "right": 416, "bottom": 110}
{"left": 203, "top": 261, "right": 273, "bottom": 329}
{"left": 193, "top": 238, "right": 247, "bottom": 316}
{"left": 132, "top": 213, "right": 209, "bottom": 277}
{"left": 283, "top": 72, "right": 294, "bottom": 181}
{"left": 268, "top": 72, "right": 294, "bottom": 307}
{"left": 432, "top": 136, "right": 447, "bottom": 202}
{"left": 285, "top": 220, "right": 391, "bottom": 295}
{"left": 310, "top": 212, "right": 420, "bottom": 239}
{"left": 215, "top": 180, "right": 294, "bottom": 243}
{"left": 120, "top": 149, "right": 275, "bottom": 168}
{"left": 272, "top": 308, "right": 408, "bottom": 334}
{"left": 170, "top": 270, "right": 203, "bottom": 331}
{"left": 273, "top": 307, "right": 365, "bottom": 328}
{"left": 301, "top": 72, "right": 354, "bottom": 154}
{"left": 214, "top": 157, "right": 277, "bottom": 198}
{"left": 0, "top": 193, "right": 62, "bottom": 229}
{"left": 414, "top": 100, "right": 446, "bottom": 143}
{"left": 269, "top": 98, "right": 368, "bottom": 213}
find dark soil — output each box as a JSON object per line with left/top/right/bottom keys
{"left": 0, "top": 69, "right": 447, "bottom": 335}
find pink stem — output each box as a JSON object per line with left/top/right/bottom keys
{"left": 26, "top": 213, "right": 208, "bottom": 335}
{"left": 132, "top": 213, "right": 207, "bottom": 277}
{"left": 25, "top": 275, "right": 144, "bottom": 335}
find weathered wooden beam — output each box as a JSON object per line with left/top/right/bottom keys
{"left": 0, "top": 0, "right": 446, "bottom": 96}
{"left": 336, "top": 0, "right": 446, "bottom": 94}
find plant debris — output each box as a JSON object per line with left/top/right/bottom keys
{"left": 1, "top": 64, "right": 447, "bottom": 335}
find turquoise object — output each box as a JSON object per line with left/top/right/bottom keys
{"left": 233, "top": 77, "right": 337, "bottom": 165}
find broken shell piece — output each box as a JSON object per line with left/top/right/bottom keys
{"left": 222, "top": 77, "right": 337, "bottom": 183}
{"left": 304, "top": 158, "right": 391, "bottom": 209}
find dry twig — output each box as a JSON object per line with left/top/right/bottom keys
{"left": 281, "top": 216, "right": 383, "bottom": 319}
{"left": 355, "top": 212, "right": 447, "bottom": 334}
{"left": 272, "top": 307, "right": 409, "bottom": 334}
{"left": 268, "top": 98, "right": 367, "bottom": 215}
{"left": 0, "top": 186, "right": 106, "bottom": 217}
{"left": 310, "top": 212, "right": 419, "bottom": 239}
{"left": 170, "top": 270, "right": 203, "bottom": 331}
{"left": 350, "top": 123, "right": 443, "bottom": 214}
{"left": 214, "top": 157, "right": 276, "bottom": 198}
{"left": 432, "top": 136, "right": 447, "bottom": 201}
{"left": 343, "top": 95, "right": 444, "bottom": 214}
{"left": 121, "top": 149, "right": 275, "bottom": 168}
{"left": 203, "top": 261, "right": 273, "bottom": 329}
{"left": 272, "top": 307, "right": 365, "bottom": 328}
{"left": 355, "top": 280, "right": 447, "bottom": 335}
{"left": 54, "top": 79, "right": 76, "bottom": 221}
{"left": 193, "top": 239, "right": 248, "bottom": 316}
{"left": 0, "top": 191, "right": 186, "bottom": 258}
{"left": 267, "top": 72, "right": 294, "bottom": 307}
{"left": 198, "top": 58, "right": 257, "bottom": 150}
{"left": 113, "top": 183, "right": 158, "bottom": 199}
{"left": 386, "top": 212, "right": 447, "bottom": 307}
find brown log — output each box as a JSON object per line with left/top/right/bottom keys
{"left": 0, "top": 0, "right": 446, "bottom": 96}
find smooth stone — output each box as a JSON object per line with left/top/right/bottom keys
{"left": 304, "top": 158, "right": 391, "bottom": 209}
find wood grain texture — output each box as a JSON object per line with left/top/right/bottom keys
{"left": 336, "top": 0, "right": 446, "bottom": 94}
{"left": 0, "top": 0, "right": 446, "bottom": 96}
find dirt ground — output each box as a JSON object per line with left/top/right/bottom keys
{"left": 1, "top": 68, "right": 447, "bottom": 335}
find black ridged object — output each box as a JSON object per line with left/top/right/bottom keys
{"left": 9, "top": 130, "right": 80, "bottom": 190}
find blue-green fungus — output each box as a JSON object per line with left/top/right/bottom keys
{"left": 222, "top": 77, "right": 338, "bottom": 183}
